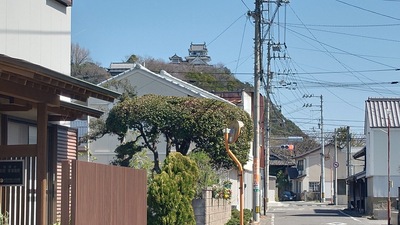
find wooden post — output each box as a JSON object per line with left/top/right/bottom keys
{"left": 37, "top": 103, "right": 48, "bottom": 225}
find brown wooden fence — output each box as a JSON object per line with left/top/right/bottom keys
{"left": 61, "top": 160, "right": 147, "bottom": 225}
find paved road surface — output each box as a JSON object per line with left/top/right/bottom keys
{"left": 260, "top": 201, "right": 387, "bottom": 225}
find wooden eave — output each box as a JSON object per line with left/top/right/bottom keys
{"left": 0, "top": 54, "right": 120, "bottom": 103}
{"left": 50, "top": 101, "right": 103, "bottom": 120}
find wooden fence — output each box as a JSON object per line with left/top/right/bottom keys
{"left": 61, "top": 160, "right": 147, "bottom": 225}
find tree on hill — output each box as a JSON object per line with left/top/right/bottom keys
{"left": 71, "top": 43, "right": 111, "bottom": 84}
{"left": 105, "top": 94, "right": 253, "bottom": 173}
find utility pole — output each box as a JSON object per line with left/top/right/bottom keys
{"left": 320, "top": 95, "right": 325, "bottom": 203}
{"left": 260, "top": 0, "right": 287, "bottom": 216}
{"left": 302, "top": 94, "right": 325, "bottom": 202}
{"left": 334, "top": 129, "right": 338, "bottom": 205}
{"left": 252, "top": 0, "right": 262, "bottom": 222}
{"left": 263, "top": 34, "right": 271, "bottom": 216}
{"left": 346, "top": 126, "right": 351, "bottom": 209}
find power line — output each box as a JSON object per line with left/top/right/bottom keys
{"left": 287, "top": 25, "right": 400, "bottom": 43}
{"left": 208, "top": 13, "right": 247, "bottom": 46}
{"left": 276, "top": 68, "right": 400, "bottom": 75}
{"left": 285, "top": 22, "right": 400, "bottom": 28}
{"left": 335, "top": 0, "right": 400, "bottom": 21}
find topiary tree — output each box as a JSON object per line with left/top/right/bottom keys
{"left": 106, "top": 94, "right": 253, "bottom": 173}
{"left": 147, "top": 152, "right": 199, "bottom": 225}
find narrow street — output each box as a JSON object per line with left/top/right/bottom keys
{"left": 261, "top": 202, "right": 387, "bottom": 225}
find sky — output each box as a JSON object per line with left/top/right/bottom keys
{"left": 72, "top": 0, "right": 400, "bottom": 139}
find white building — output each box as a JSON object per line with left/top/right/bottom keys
{"left": 0, "top": 0, "right": 72, "bottom": 75}
{"left": 361, "top": 98, "right": 400, "bottom": 215}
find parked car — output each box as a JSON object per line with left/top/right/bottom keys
{"left": 281, "top": 191, "right": 297, "bottom": 201}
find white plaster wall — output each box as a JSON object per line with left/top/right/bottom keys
{"left": 368, "top": 128, "right": 400, "bottom": 177}
{"left": 366, "top": 128, "right": 400, "bottom": 198}
{"left": 0, "top": 0, "right": 71, "bottom": 74}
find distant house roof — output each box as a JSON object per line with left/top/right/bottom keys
{"left": 269, "top": 153, "right": 295, "bottom": 166}
{"left": 353, "top": 146, "right": 366, "bottom": 159}
{"left": 99, "top": 64, "right": 234, "bottom": 105}
{"left": 108, "top": 62, "right": 134, "bottom": 76}
{"left": 293, "top": 143, "right": 336, "bottom": 159}
{"left": 365, "top": 98, "right": 400, "bottom": 128}
{"left": 212, "top": 91, "right": 243, "bottom": 105}
{"left": 169, "top": 54, "right": 183, "bottom": 64}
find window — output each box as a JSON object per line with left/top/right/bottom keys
{"left": 297, "top": 159, "right": 304, "bottom": 175}
{"left": 7, "top": 121, "right": 37, "bottom": 145}
{"left": 337, "top": 179, "right": 346, "bottom": 195}
{"left": 309, "top": 182, "right": 320, "bottom": 192}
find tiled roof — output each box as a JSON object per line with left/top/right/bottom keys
{"left": 98, "top": 64, "right": 234, "bottom": 105}
{"left": 365, "top": 98, "right": 400, "bottom": 128}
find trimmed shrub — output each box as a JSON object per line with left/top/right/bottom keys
{"left": 147, "top": 152, "right": 199, "bottom": 225}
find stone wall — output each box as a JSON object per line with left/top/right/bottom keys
{"left": 192, "top": 188, "right": 231, "bottom": 225}
{"left": 366, "top": 197, "right": 398, "bottom": 218}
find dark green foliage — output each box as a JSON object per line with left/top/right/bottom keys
{"left": 225, "top": 208, "right": 252, "bottom": 225}
{"left": 110, "top": 141, "right": 143, "bottom": 167}
{"left": 147, "top": 152, "right": 199, "bottom": 225}
{"left": 106, "top": 95, "right": 253, "bottom": 171}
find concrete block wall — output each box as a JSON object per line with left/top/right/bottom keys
{"left": 193, "top": 188, "right": 231, "bottom": 225}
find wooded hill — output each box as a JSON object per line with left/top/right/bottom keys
{"left": 71, "top": 50, "right": 318, "bottom": 158}
{"left": 140, "top": 58, "right": 318, "bottom": 158}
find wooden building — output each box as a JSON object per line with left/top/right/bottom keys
{"left": 0, "top": 54, "right": 120, "bottom": 225}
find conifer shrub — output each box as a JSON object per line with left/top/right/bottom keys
{"left": 147, "top": 152, "right": 199, "bottom": 225}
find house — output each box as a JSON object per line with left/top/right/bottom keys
{"left": 347, "top": 98, "right": 400, "bottom": 216}
{"left": 0, "top": 1, "right": 150, "bottom": 224}
{"left": 0, "top": 0, "right": 73, "bottom": 75}
{"left": 0, "top": 55, "right": 120, "bottom": 224}
{"left": 291, "top": 143, "right": 363, "bottom": 204}
{"left": 81, "top": 64, "right": 235, "bottom": 163}
{"left": 75, "top": 66, "right": 258, "bottom": 209}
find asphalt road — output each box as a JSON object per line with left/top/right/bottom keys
{"left": 260, "top": 201, "right": 387, "bottom": 225}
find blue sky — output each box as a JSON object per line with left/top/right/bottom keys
{"left": 72, "top": 0, "right": 400, "bottom": 138}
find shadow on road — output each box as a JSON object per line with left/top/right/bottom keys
{"left": 291, "top": 208, "right": 363, "bottom": 218}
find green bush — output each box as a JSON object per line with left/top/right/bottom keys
{"left": 225, "top": 208, "right": 252, "bottom": 225}
{"left": 147, "top": 152, "right": 199, "bottom": 225}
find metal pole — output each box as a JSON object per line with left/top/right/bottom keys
{"left": 253, "top": 0, "right": 262, "bottom": 222}
{"left": 263, "top": 19, "right": 272, "bottom": 218}
{"left": 224, "top": 129, "right": 244, "bottom": 225}
{"left": 387, "top": 112, "right": 391, "bottom": 225}
{"left": 334, "top": 129, "right": 338, "bottom": 205}
{"left": 320, "top": 95, "right": 325, "bottom": 202}
{"left": 346, "top": 126, "right": 351, "bottom": 209}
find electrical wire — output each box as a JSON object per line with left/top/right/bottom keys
{"left": 208, "top": 13, "right": 247, "bottom": 46}
{"left": 335, "top": 0, "right": 400, "bottom": 21}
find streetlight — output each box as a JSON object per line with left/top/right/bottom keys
{"left": 224, "top": 120, "right": 244, "bottom": 225}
